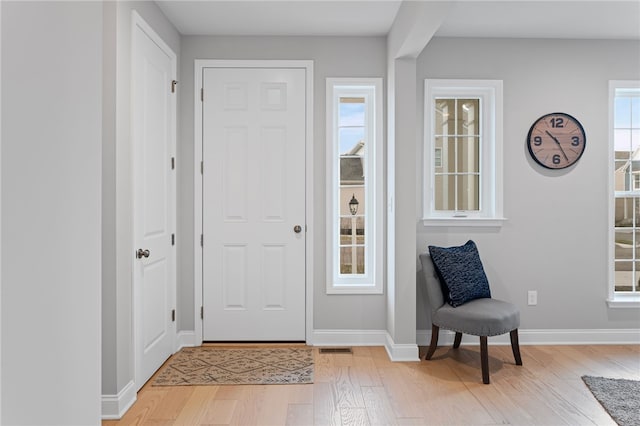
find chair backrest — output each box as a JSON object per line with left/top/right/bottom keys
{"left": 419, "top": 253, "right": 446, "bottom": 315}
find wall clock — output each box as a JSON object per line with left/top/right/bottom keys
{"left": 526, "top": 112, "right": 586, "bottom": 169}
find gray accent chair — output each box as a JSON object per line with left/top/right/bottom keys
{"left": 419, "top": 252, "right": 522, "bottom": 384}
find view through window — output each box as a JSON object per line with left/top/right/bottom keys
{"left": 613, "top": 85, "right": 640, "bottom": 293}
{"left": 339, "top": 96, "right": 366, "bottom": 275}
{"left": 434, "top": 98, "right": 481, "bottom": 211}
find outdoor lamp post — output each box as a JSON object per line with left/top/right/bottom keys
{"left": 348, "top": 194, "right": 359, "bottom": 274}
{"left": 349, "top": 194, "right": 359, "bottom": 215}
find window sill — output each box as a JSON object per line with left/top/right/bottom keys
{"left": 422, "top": 217, "right": 507, "bottom": 228}
{"left": 606, "top": 295, "right": 640, "bottom": 308}
{"left": 327, "top": 286, "right": 383, "bottom": 295}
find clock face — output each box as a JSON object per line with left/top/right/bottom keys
{"left": 527, "top": 112, "right": 586, "bottom": 169}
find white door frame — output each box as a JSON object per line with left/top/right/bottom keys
{"left": 131, "top": 10, "right": 177, "bottom": 387}
{"left": 194, "top": 59, "right": 314, "bottom": 345}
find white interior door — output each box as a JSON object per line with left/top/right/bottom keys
{"left": 132, "top": 13, "right": 176, "bottom": 389}
{"left": 202, "top": 67, "right": 306, "bottom": 341}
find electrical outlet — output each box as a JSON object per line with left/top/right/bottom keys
{"left": 527, "top": 290, "right": 538, "bottom": 306}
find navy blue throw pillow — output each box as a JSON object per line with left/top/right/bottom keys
{"left": 428, "top": 240, "right": 491, "bottom": 307}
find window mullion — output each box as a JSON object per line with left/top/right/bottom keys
{"left": 454, "top": 98, "right": 459, "bottom": 211}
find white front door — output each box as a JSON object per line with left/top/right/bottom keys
{"left": 132, "top": 13, "right": 176, "bottom": 389}
{"left": 202, "top": 67, "right": 306, "bottom": 341}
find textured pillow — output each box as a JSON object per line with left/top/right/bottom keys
{"left": 428, "top": 240, "right": 491, "bottom": 307}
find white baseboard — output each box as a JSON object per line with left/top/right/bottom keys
{"left": 417, "top": 328, "right": 640, "bottom": 346}
{"left": 384, "top": 333, "right": 420, "bottom": 361}
{"left": 170, "top": 327, "right": 638, "bottom": 365}
{"left": 101, "top": 380, "right": 136, "bottom": 420}
{"left": 101, "top": 329, "right": 195, "bottom": 421}
{"left": 311, "top": 328, "right": 639, "bottom": 361}
{"left": 177, "top": 330, "right": 198, "bottom": 350}
{"left": 311, "top": 329, "right": 420, "bottom": 362}
{"left": 311, "top": 329, "right": 388, "bottom": 346}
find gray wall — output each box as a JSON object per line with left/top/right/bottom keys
{"left": 416, "top": 38, "right": 640, "bottom": 331}
{"left": 178, "top": 36, "right": 388, "bottom": 332}
{"left": 2, "top": 1, "right": 102, "bottom": 423}
{"left": 102, "top": 0, "right": 180, "bottom": 396}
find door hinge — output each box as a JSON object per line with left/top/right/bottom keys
{"left": 200, "top": 161, "right": 203, "bottom": 175}
{"left": 200, "top": 88, "right": 204, "bottom": 102}
{"left": 171, "top": 80, "right": 178, "bottom": 93}
{"left": 171, "top": 157, "right": 175, "bottom": 170}
{"left": 200, "top": 234, "right": 204, "bottom": 247}
{"left": 171, "top": 309, "right": 176, "bottom": 322}
{"left": 171, "top": 233, "right": 175, "bottom": 246}
{"left": 200, "top": 306, "right": 204, "bottom": 319}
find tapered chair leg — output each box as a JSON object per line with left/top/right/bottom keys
{"left": 453, "top": 332, "right": 463, "bottom": 348}
{"left": 480, "top": 336, "right": 490, "bottom": 384}
{"left": 510, "top": 329, "right": 523, "bottom": 366}
{"left": 425, "top": 324, "right": 439, "bottom": 360}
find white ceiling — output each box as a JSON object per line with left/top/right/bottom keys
{"left": 156, "top": 0, "right": 640, "bottom": 40}
{"left": 156, "top": 1, "right": 402, "bottom": 36}
{"left": 435, "top": 1, "right": 640, "bottom": 40}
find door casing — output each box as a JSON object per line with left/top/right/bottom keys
{"left": 194, "top": 59, "right": 314, "bottom": 345}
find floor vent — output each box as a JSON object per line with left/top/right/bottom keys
{"left": 319, "top": 347, "right": 353, "bottom": 354}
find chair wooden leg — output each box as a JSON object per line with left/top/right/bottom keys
{"left": 453, "top": 332, "right": 463, "bottom": 348}
{"left": 510, "top": 329, "right": 523, "bottom": 366}
{"left": 480, "top": 336, "right": 490, "bottom": 384}
{"left": 425, "top": 324, "right": 439, "bottom": 360}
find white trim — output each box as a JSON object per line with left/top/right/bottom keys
{"left": 423, "top": 79, "right": 504, "bottom": 224}
{"left": 131, "top": 10, "right": 178, "bottom": 388}
{"left": 101, "top": 380, "right": 137, "bottom": 420}
{"left": 608, "top": 80, "right": 640, "bottom": 304}
{"left": 312, "top": 330, "right": 419, "bottom": 361}
{"left": 177, "top": 330, "right": 198, "bottom": 349}
{"left": 422, "top": 217, "right": 507, "bottom": 227}
{"left": 607, "top": 296, "right": 640, "bottom": 308}
{"left": 325, "top": 78, "right": 384, "bottom": 294}
{"left": 310, "top": 328, "right": 640, "bottom": 362}
{"left": 384, "top": 334, "right": 420, "bottom": 362}
{"left": 417, "top": 328, "right": 640, "bottom": 346}
{"left": 194, "top": 60, "right": 314, "bottom": 345}
{"left": 312, "top": 329, "right": 388, "bottom": 347}
{"left": 194, "top": 60, "right": 203, "bottom": 345}
{"left": 607, "top": 80, "right": 613, "bottom": 301}
{"left": 0, "top": 2, "right": 3, "bottom": 419}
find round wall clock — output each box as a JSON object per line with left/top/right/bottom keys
{"left": 526, "top": 112, "right": 586, "bottom": 169}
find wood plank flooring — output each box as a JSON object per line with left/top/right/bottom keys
{"left": 103, "top": 344, "right": 640, "bottom": 425}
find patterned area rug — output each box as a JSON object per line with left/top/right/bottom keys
{"left": 153, "top": 346, "right": 314, "bottom": 386}
{"left": 582, "top": 376, "right": 640, "bottom": 426}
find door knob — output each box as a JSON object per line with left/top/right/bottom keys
{"left": 293, "top": 225, "right": 302, "bottom": 234}
{"left": 136, "top": 248, "right": 150, "bottom": 259}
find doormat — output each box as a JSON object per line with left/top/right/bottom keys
{"left": 582, "top": 376, "right": 640, "bottom": 426}
{"left": 153, "top": 346, "right": 314, "bottom": 386}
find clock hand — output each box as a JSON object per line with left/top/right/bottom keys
{"left": 545, "top": 130, "right": 569, "bottom": 161}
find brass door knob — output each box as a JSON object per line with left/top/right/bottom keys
{"left": 293, "top": 225, "right": 302, "bottom": 234}
{"left": 136, "top": 249, "right": 150, "bottom": 259}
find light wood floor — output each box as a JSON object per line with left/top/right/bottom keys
{"left": 103, "top": 344, "right": 640, "bottom": 425}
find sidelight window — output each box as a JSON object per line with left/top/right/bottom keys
{"left": 326, "top": 78, "right": 383, "bottom": 294}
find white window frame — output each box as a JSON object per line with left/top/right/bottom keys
{"left": 608, "top": 80, "right": 640, "bottom": 308}
{"left": 423, "top": 79, "right": 505, "bottom": 227}
{"left": 326, "top": 78, "right": 383, "bottom": 294}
